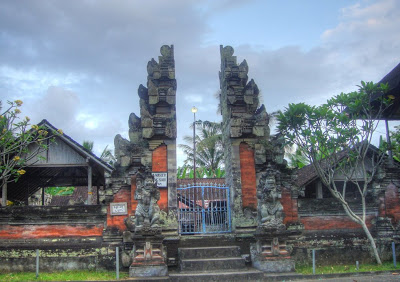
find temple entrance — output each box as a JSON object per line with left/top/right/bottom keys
{"left": 177, "top": 184, "right": 231, "bottom": 234}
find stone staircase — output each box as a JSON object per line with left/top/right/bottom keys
{"left": 169, "top": 245, "right": 264, "bottom": 281}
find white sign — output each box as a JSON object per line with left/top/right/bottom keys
{"left": 152, "top": 172, "right": 168, "bottom": 188}
{"left": 110, "top": 202, "right": 128, "bottom": 215}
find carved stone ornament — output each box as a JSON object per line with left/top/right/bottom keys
{"left": 134, "top": 171, "right": 161, "bottom": 234}
{"left": 257, "top": 166, "right": 285, "bottom": 231}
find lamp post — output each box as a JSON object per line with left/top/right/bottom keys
{"left": 191, "top": 106, "right": 197, "bottom": 185}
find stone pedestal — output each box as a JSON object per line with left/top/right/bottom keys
{"left": 130, "top": 264, "right": 167, "bottom": 277}
{"left": 252, "top": 258, "right": 295, "bottom": 273}
{"left": 251, "top": 226, "right": 299, "bottom": 273}
{"left": 129, "top": 233, "right": 168, "bottom": 277}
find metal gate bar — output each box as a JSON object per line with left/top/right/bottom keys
{"left": 177, "top": 183, "right": 231, "bottom": 234}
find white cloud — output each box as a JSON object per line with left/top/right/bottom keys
{"left": 1, "top": 0, "right": 400, "bottom": 164}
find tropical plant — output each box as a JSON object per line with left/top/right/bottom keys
{"left": 179, "top": 120, "right": 224, "bottom": 175}
{"left": 82, "top": 140, "right": 115, "bottom": 165}
{"left": 45, "top": 186, "right": 75, "bottom": 196}
{"left": 100, "top": 145, "right": 115, "bottom": 165}
{"left": 177, "top": 166, "right": 226, "bottom": 179}
{"left": 0, "top": 100, "right": 61, "bottom": 206}
{"left": 82, "top": 140, "right": 94, "bottom": 153}
{"left": 385, "top": 125, "right": 400, "bottom": 162}
{"left": 286, "top": 147, "right": 310, "bottom": 169}
{"left": 278, "top": 81, "right": 391, "bottom": 264}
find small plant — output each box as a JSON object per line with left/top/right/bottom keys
{"left": 296, "top": 261, "right": 399, "bottom": 275}
{"left": 0, "top": 270, "right": 128, "bottom": 281}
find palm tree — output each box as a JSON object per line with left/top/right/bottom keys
{"left": 100, "top": 145, "right": 115, "bottom": 165}
{"left": 82, "top": 140, "right": 115, "bottom": 165}
{"left": 179, "top": 121, "right": 224, "bottom": 176}
{"left": 82, "top": 140, "right": 94, "bottom": 153}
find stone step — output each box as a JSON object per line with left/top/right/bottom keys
{"left": 169, "top": 268, "right": 264, "bottom": 282}
{"left": 178, "top": 246, "right": 240, "bottom": 259}
{"left": 126, "top": 277, "right": 169, "bottom": 282}
{"left": 180, "top": 257, "right": 246, "bottom": 272}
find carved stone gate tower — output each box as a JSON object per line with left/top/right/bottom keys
{"left": 102, "top": 45, "right": 178, "bottom": 277}
{"left": 219, "top": 45, "right": 299, "bottom": 271}
{"left": 219, "top": 45, "right": 270, "bottom": 231}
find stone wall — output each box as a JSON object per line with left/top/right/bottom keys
{"left": 0, "top": 205, "right": 120, "bottom": 271}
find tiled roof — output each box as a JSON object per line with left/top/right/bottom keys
{"left": 295, "top": 149, "right": 349, "bottom": 187}
{"left": 295, "top": 144, "right": 382, "bottom": 187}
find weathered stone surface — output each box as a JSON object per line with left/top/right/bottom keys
{"left": 252, "top": 258, "right": 295, "bottom": 273}
{"left": 129, "top": 265, "right": 168, "bottom": 277}
{"left": 219, "top": 45, "right": 295, "bottom": 231}
{"left": 134, "top": 171, "right": 160, "bottom": 231}
{"left": 105, "top": 45, "right": 177, "bottom": 276}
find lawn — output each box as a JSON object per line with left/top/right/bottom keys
{"left": 296, "top": 261, "right": 400, "bottom": 275}
{"left": 1, "top": 263, "right": 399, "bottom": 281}
{"left": 0, "top": 270, "right": 128, "bottom": 281}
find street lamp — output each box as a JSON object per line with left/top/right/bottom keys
{"left": 191, "top": 106, "right": 197, "bottom": 185}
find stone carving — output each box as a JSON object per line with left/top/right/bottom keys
{"left": 219, "top": 45, "right": 264, "bottom": 139}
{"left": 114, "top": 134, "right": 133, "bottom": 168}
{"left": 257, "top": 167, "right": 285, "bottom": 231}
{"left": 134, "top": 171, "right": 161, "bottom": 231}
{"left": 140, "top": 45, "right": 177, "bottom": 139}
{"left": 129, "top": 113, "right": 142, "bottom": 143}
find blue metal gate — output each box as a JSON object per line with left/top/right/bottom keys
{"left": 177, "top": 183, "right": 231, "bottom": 234}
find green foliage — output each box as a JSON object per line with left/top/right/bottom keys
{"left": 82, "top": 141, "right": 115, "bottom": 166}
{"left": 278, "top": 82, "right": 391, "bottom": 172}
{"left": 179, "top": 120, "right": 224, "bottom": 172}
{"left": 286, "top": 147, "right": 310, "bottom": 169}
{"left": 1, "top": 100, "right": 61, "bottom": 193}
{"left": 45, "top": 186, "right": 75, "bottom": 196}
{"left": 278, "top": 81, "right": 391, "bottom": 265}
{"left": 177, "top": 165, "right": 226, "bottom": 179}
{"left": 386, "top": 125, "right": 400, "bottom": 162}
{"left": 82, "top": 140, "right": 94, "bottom": 153}
{"left": 0, "top": 270, "right": 128, "bottom": 281}
{"left": 100, "top": 145, "right": 115, "bottom": 165}
{"left": 296, "top": 261, "right": 398, "bottom": 275}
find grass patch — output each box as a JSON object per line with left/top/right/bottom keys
{"left": 0, "top": 270, "right": 129, "bottom": 281}
{"left": 296, "top": 261, "right": 400, "bottom": 275}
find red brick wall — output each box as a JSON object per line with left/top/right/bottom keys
{"left": 239, "top": 142, "right": 257, "bottom": 209}
{"left": 301, "top": 215, "right": 374, "bottom": 230}
{"left": 385, "top": 183, "right": 400, "bottom": 225}
{"left": 106, "top": 187, "right": 131, "bottom": 231}
{"left": 131, "top": 175, "right": 138, "bottom": 213}
{"left": 281, "top": 187, "right": 298, "bottom": 224}
{"left": 153, "top": 144, "right": 168, "bottom": 172}
{"left": 159, "top": 188, "right": 168, "bottom": 211}
{"left": 0, "top": 225, "right": 103, "bottom": 239}
{"left": 152, "top": 144, "right": 168, "bottom": 212}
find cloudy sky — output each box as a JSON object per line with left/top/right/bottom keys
{"left": 1, "top": 0, "right": 399, "bottom": 165}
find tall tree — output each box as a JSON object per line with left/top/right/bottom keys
{"left": 278, "top": 81, "right": 391, "bottom": 264}
{"left": 82, "top": 140, "right": 115, "bottom": 165}
{"left": 82, "top": 140, "right": 94, "bottom": 153}
{"left": 179, "top": 121, "right": 224, "bottom": 176}
{"left": 286, "top": 147, "right": 310, "bottom": 169}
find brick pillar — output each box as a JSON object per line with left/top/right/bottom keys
{"left": 239, "top": 142, "right": 257, "bottom": 210}
{"left": 152, "top": 144, "right": 168, "bottom": 212}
